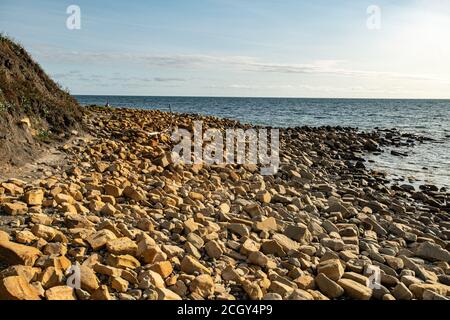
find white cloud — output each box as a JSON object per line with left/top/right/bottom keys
{"left": 38, "top": 47, "right": 447, "bottom": 83}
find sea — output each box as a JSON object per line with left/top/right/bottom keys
{"left": 75, "top": 96, "right": 450, "bottom": 190}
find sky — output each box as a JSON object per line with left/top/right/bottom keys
{"left": 1, "top": 0, "right": 450, "bottom": 98}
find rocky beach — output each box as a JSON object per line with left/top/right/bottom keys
{"left": 1, "top": 105, "right": 449, "bottom": 300}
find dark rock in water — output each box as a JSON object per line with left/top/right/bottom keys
{"left": 391, "top": 150, "right": 408, "bottom": 157}
{"left": 355, "top": 161, "right": 365, "bottom": 169}
{"left": 400, "top": 184, "right": 415, "bottom": 192}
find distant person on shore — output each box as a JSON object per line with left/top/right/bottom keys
{"left": 105, "top": 100, "right": 110, "bottom": 108}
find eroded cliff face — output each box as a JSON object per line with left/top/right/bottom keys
{"left": 0, "top": 35, "right": 82, "bottom": 167}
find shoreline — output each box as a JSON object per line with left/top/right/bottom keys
{"left": 1, "top": 105, "right": 449, "bottom": 300}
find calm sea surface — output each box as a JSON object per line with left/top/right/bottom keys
{"left": 75, "top": 96, "right": 450, "bottom": 189}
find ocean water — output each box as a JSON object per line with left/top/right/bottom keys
{"left": 75, "top": 96, "right": 450, "bottom": 189}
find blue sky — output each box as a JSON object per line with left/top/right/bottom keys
{"left": 1, "top": 0, "right": 449, "bottom": 98}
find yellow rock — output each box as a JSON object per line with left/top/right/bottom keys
{"left": 54, "top": 193, "right": 74, "bottom": 204}
{"left": 91, "top": 285, "right": 112, "bottom": 300}
{"left": 79, "top": 265, "right": 100, "bottom": 293}
{"left": 189, "top": 274, "right": 215, "bottom": 298}
{"left": 156, "top": 287, "right": 182, "bottom": 300}
{"left": 181, "top": 255, "right": 210, "bottom": 275}
{"left": 45, "top": 285, "right": 76, "bottom": 300}
{"left": 106, "top": 237, "right": 137, "bottom": 255}
{"left": 24, "top": 189, "right": 44, "bottom": 206}
{"left": 39, "top": 267, "right": 64, "bottom": 289}
{"left": 0, "top": 240, "right": 42, "bottom": 266}
{"left": 0, "top": 276, "right": 41, "bottom": 300}
{"left": 106, "top": 254, "right": 141, "bottom": 269}
{"left": 337, "top": 278, "right": 372, "bottom": 300}
{"left": 86, "top": 229, "right": 117, "bottom": 250}
{"left": 0, "top": 230, "right": 9, "bottom": 241}
{"left": 111, "top": 277, "right": 129, "bottom": 293}
{"left": 149, "top": 261, "right": 173, "bottom": 279}
{"left": 3, "top": 202, "right": 27, "bottom": 215}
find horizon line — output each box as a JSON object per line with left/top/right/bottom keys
{"left": 71, "top": 94, "right": 450, "bottom": 100}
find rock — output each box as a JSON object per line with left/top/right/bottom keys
{"left": 423, "top": 289, "right": 449, "bottom": 301}
{"left": 415, "top": 241, "right": 450, "bottom": 262}
{"left": 39, "top": 266, "right": 64, "bottom": 289}
{"left": 181, "top": 255, "right": 210, "bottom": 275}
{"left": 269, "top": 281, "right": 295, "bottom": 297}
{"left": 3, "top": 202, "right": 27, "bottom": 215}
{"left": 295, "top": 275, "right": 316, "bottom": 290}
{"left": 409, "top": 283, "right": 450, "bottom": 299}
{"left": 287, "top": 289, "right": 314, "bottom": 300}
{"left": 32, "top": 224, "right": 67, "bottom": 243}
{"left": 106, "top": 254, "right": 140, "bottom": 269}
{"left": 91, "top": 285, "right": 112, "bottom": 300}
{"left": 15, "top": 231, "right": 38, "bottom": 244}
{"left": 87, "top": 229, "right": 117, "bottom": 250}
{"left": 228, "top": 223, "right": 250, "bottom": 237}
{"left": 316, "top": 273, "right": 344, "bottom": 299}
{"left": 384, "top": 255, "right": 404, "bottom": 270}
{"left": 123, "top": 186, "right": 145, "bottom": 201}
{"left": 54, "top": 193, "right": 74, "bottom": 204}
{"left": 45, "top": 285, "right": 76, "bottom": 300}
{"left": 263, "top": 293, "right": 282, "bottom": 300}
{"left": 284, "top": 224, "right": 312, "bottom": 244}
{"left": 106, "top": 237, "right": 137, "bottom": 255}
{"left": 24, "top": 189, "right": 44, "bottom": 206}
{"left": 240, "top": 239, "right": 260, "bottom": 255}
{"left": 244, "top": 203, "right": 263, "bottom": 218}
{"left": 248, "top": 251, "right": 276, "bottom": 269}
{"left": 0, "top": 276, "right": 41, "bottom": 300}
{"left": 79, "top": 265, "right": 100, "bottom": 293}
{"left": 218, "top": 203, "right": 230, "bottom": 214}
{"left": 149, "top": 261, "right": 173, "bottom": 278}
{"left": 392, "top": 282, "right": 413, "bottom": 300}
{"left": 101, "top": 203, "right": 117, "bottom": 216}
{"left": 205, "top": 240, "right": 223, "bottom": 259}
{"left": 0, "top": 241, "right": 41, "bottom": 266}
{"left": 256, "top": 190, "right": 271, "bottom": 203}
{"left": 111, "top": 277, "right": 129, "bottom": 293}
{"left": 254, "top": 217, "right": 278, "bottom": 232}
{"left": 242, "top": 280, "right": 263, "bottom": 300}
{"left": 189, "top": 274, "right": 215, "bottom": 298}
{"left": 321, "top": 238, "right": 345, "bottom": 251}
{"left": 0, "top": 230, "right": 9, "bottom": 242}
{"left": 44, "top": 243, "right": 67, "bottom": 256}
{"left": 94, "top": 162, "right": 109, "bottom": 173}
{"left": 272, "top": 233, "right": 299, "bottom": 252}
{"left": 104, "top": 184, "right": 122, "bottom": 197}
{"left": 337, "top": 278, "right": 372, "bottom": 300}
{"left": 317, "top": 259, "right": 344, "bottom": 281}
{"left": 189, "top": 191, "right": 204, "bottom": 202}
{"left": 156, "top": 287, "right": 182, "bottom": 300}
{"left": 261, "top": 240, "right": 286, "bottom": 257}
{"left": 139, "top": 270, "right": 165, "bottom": 289}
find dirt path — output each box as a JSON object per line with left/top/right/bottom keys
{"left": 0, "top": 134, "right": 92, "bottom": 182}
